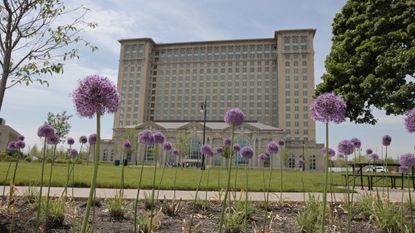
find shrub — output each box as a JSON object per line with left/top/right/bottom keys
{"left": 296, "top": 194, "right": 323, "bottom": 233}
{"left": 356, "top": 192, "right": 374, "bottom": 219}
{"left": 372, "top": 195, "right": 407, "bottom": 232}
{"left": 106, "top": 192, "right": 125, "bottom": 219}
{"left": 23, "top": 186, "right": 39, "bottom": 204}
{"left": 234, "top": 200, "right": 255, "bottom": 220}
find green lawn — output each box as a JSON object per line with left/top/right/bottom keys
{"left": 0, "top": 161, "right": 346, "bottom": 192}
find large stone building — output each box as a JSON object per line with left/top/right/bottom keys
{"left": 101, "top": 29, "right": 324, "bottom": 170}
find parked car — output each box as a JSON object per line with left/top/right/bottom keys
{"left": 364, "top": 165, "right": 388, "bottom": 173}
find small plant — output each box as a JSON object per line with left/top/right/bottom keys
{"left": 223, "top": 207, "right": 245, "bottom": 233}
{"left": 234, "top": 200, "right": 255, "bottom": 220}
{"left": 144, "top": 192, "right": 155, "bottom": 210}
{"left": 107, "top": 192, "right": 125, "bottom": 219}
{"left": 296, "top": 195, "right": 323, "bottom": 233}
{"left": 356, "top": 192, "right": 375, "bottom": 219}
{"left": 192, "top": 199, "right": 209, "bottom": 212}
{"left": 161, "top": 197, "right": 183, "bottom": 217}
{"left": 136, "top": 210, "right": 164, "bottom": 233}
{"left": 372, "top": 195, "right": 407, "bottom": 232}
{"left": 41, "top": 197, "right": 66, "bottom": 227}
{"left": 23, "top": 186, "right": 39, "bottom": 204}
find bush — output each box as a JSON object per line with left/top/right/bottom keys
{"left": 234, "top": 200, "right": 255, "bottom": 220}
{"left": 23, "top": 186, "right": 39, "bottom": 204}
{"left": 161, "top": 198, "right": 183, "bottom": 217}
{"left": 356, "top": 192, "right": 374, "bottom": 219}
{"left": 372, "top": 195, "right": 407, "bottom": 232}
{"left": 106, "top": 192, "right": 125, "bottom": 219}
{"left": 296, "top": 194, "right": 323, "bottom": 233}
{"left": 223, "top": 207, "right": 245, "bottom": 233}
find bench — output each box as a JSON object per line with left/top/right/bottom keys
{"left": 342, "top": 173, "right": 415, "bottom": 190}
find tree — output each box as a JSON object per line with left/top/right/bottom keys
{"left": 0, "top": 0, "right": 97, "bottom": 111}
{"left": 47, "top": 111, "right": 72, "bottom": 141}
{"left": 316, "top": 0, "right": 415, "bottom": 124}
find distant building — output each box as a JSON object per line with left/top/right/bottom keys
{"left": 0, "top": 119, "right": 22, "bottom": 151}
{"left": 99, "top": 29, "right": 325, "bottom": 170}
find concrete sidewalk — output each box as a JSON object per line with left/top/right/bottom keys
{"left": 1, "top": 186, "right": 413, "bottom": 202}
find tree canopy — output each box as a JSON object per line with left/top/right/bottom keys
{"left": 316, "top": 0, "right": 415, "bottom": 124}
{"left": 47, "top": 111, "right": 72, "bottom": 142}
{"left": 0, "top": 0, "right": 97, "bottom": 111}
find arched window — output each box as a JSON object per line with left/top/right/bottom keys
{"left": 309, "top": 155, "right": 316, "bottom": 170}
{"left": 145, "top": 145, "right": 154, "bottom": 162}
{"left": 288, "top": 154, "right": 296, "bottom": 168}
{"left": 235, "top": 137, "right": 250, "bottom": 165}
{"left": 189, "top": 137, "right": 201, "bottom": 160}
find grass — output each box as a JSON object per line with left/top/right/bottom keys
{"left": 0, "top": 161, "right": 347, "bottom": 192}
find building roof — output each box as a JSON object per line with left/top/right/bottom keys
{"left": 129, "top": 121, "right": 282, "bottom": 131}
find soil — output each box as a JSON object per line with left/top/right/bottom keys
{"left": 0, "top": 195, "right": 384, "bottom": 233}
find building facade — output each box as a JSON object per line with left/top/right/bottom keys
{"left": 114, "top": 29, "right": 316, "bottom": 143}
{"left": 104, "top": 29, "right": 325, "bottom": 170}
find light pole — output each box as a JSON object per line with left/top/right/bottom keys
{"left": 200, "top": 98, "right": 207, "bottom": 170}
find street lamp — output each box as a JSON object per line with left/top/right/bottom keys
{"left": 200, "top": 98, "right": 207, "bottom": 170}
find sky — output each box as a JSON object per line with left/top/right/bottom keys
{"left": 1, "top": 0, "right": 413, "bottom": 158}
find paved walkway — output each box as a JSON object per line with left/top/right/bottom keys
{"left": 1, "top": 186, "right": 413, "bottom": 202}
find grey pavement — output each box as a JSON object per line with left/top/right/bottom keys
{"left": 1, "top": 186, "right": 413, "bottom": 202}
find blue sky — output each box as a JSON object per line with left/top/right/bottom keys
{"left": 1, "top": 0, "right": 413, "bottom": 158}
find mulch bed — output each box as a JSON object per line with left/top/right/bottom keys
{"left": 0, "top": 196, "right": 383, "bottom": 233}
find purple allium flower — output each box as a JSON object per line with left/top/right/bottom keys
{"left": 404, "top": 108, "right": 415, "bottom": 133}
{"left": 123, "top": 140, "right": 132, "bottom": 150}
{"left": 310, "top": 92, "right": 346, "bottom": 123}
{"left": 69, "top": 148, "right": 78, "bottom": 157}
{"left": 88, "top": 134, "right": 97, "bottom": 145}
{"left": 240, "top": 146, "right": 254, "bottom": 159}
{"left": 399, "top": 153, "right": 415, "bottom": 167}
{"left": 37, "top": 122, "right": 55, "bottom": 138}
{"left": 366, "top": 148, "right": 373, "bottom": 155}
{"left": 382, "top": 135, "right": 392, "bottom": 147}
{"left": 214, "top": 146, "right": 224, "bottom": 155}
{"left": 258, "top": 153, "right": 269, "bottom": 161}
{"left": 278, "top": 140, "right": 285, "bottom": 146}
{"left": 172, "top": 149, "right": 180, "bottom": 156}
{"left": 138, "top": 130, "right": 155, "bottom": 145}
{"left": 266, "top": 141, "right": 279, "bottom": 155}
{"left": 400, "top": 165, "right": 409, "bottom": 174}
{"left": 163, "top": 142, "right": 172, "bottom": 151}
{"left": 223, "top": 138, "right": 231, "bottom": 146}
{"left": 72, "top": 75, "right": 120, "bottom": 118}
{"left": 224, "top": 108, "right": 245, "bottom": 127}
{"left": 79, "top": 136, "right": 87, "bottom": 144}
{"left": 15, "top": 140, "right": 25, "bottom": 149}
{"left": 47, "top": 135, "right": 59, "bottom": 145}
{"left": 233, "top": 144, "right": 241, "bottom": 152}
{"left": 201, "top": 144, "right": 213, "bottom": 155}
{"left": 7, "top": 141, "right": 17, "bottom": 151}
{"left": 18, "top": 136, "right": 25, "bottom": 141}
{"left": 369, "top": 153, "right": 379, "bottom": 161}
{"left": 350, "top": 137, "right": 361, "bottom": 149}
{"left": 298, "top": 159, "right": 305, "bottom": 168}
{"left": 337, "top": 140, "right": 354, "bottom": 156}
{"left": 67, "top": 137, "right": 75, "bottom": 145}
{"left": 321, "top": 147, "right": 336, "bottom": 157}
{"left": 152, "top": 131, "right": 165, "bottom": 144}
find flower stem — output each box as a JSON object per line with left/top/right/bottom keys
{"left": 156, "top": 151, "right": 167, "bottom": 200}
{"left": 280, "top": 148, "right": 283, "bottom": 202}
{"left": 219, "top": 127, "right": 235, "bottom": 233}
{"left": 45, "top": 145, "right": 57, "bottom": 223}
{"left": 134, "top": 145, "right": 146, "bottom": 233}
{"left": 408, "top": 175, "right": 414, "bottom": 233}
{"left": 321, "top": 122, "right": 329, "bottom": 233}
{"left": 36, "top": 137, "right": 47, "bottom": 231}
{"left": 1, "top": 161, "right": 12, "bottom": 205}
{"left": 80, "top": 112, "right": 101, "bottom": 233}
{"left": 149, "top": 146, "right": 158, "bottom": 232}
{"left": 264, "top": 155, "right": 273, "bottom": 230}
{"left": 120, "top": 152, "right": 125, "bottom": 196}
{"left": 189, "top": 168, "right": 205, "bottom": 232}
{"left": 244, "top": 163, "right": 249, "bottom": 233}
